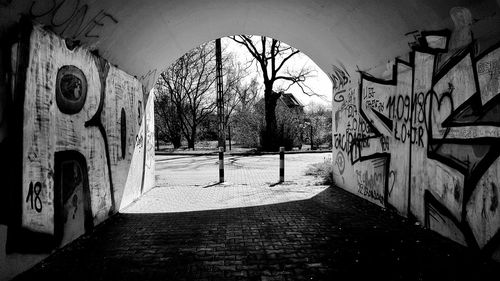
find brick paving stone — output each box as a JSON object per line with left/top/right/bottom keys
{"left": 12, "top": 153, "right": 500, "bottom": 281}
{"left": 127, "top": 154, "right": 330, "bottom": 214}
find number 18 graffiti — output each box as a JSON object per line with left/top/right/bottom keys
{"left": 26, "top": 182, "right": 43, "bottom": 213}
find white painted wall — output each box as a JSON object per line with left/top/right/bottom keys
{"left": 332, "top": 18, "right": 500, "bottom": 261}
{"left": 0, "top": 24, "right": 155, "bottom": 281}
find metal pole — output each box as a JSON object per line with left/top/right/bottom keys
{"left": 219, "top": 147, "right": 224, "bottom": 183}
{"left": 279, "top": 146, "right": 285, "bottom": 182}
{"left": 215, "top": 38, "right": 225, "bottom": 151}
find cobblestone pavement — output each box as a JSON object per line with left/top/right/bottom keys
{"left": 128, "top": 153, "right": 331, "bottom": 213}
{"left": 13, "top": 154, "right": 500, "bottom": 281}
{"left": 155, "top": 153, "right": 332, "bottom": 187}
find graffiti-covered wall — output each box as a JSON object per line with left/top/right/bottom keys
{"left": 0, "top": 23, "right": 155, "bottom": 279}
{"left": 332, "top": 8, "right": 500, "bottom": 261}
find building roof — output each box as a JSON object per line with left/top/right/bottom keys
{"left": 279, "top": 93, "right": 303, "bottom": 108}
{"left": 255, "top": 92, "right": 304, "bottom": 111}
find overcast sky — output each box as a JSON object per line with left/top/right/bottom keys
{"left": 221, "top": 37, "right": 332, "bottom": 109}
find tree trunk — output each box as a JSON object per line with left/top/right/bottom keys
{"left": 187, "top": 138, "right": 195, "bottom": 150}
{"left": 228, "top": 124, "right": 231, "bottom": 151}
{"left": 263, "top": 86, "right": 280, "bottom": 151}
{"left": 172, "top": 135, "right": 182, "bottom": 149}
{"left": 310, "top": 124, "right": 314, "bottom": 150}
{"left": 156, "top": 129, "right": 160, "bottom": 151}
{"left": 188, "top": 126, "right": 196, "bottom": 150}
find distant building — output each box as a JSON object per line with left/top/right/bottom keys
{"left": 278, "top": 92, "right": 304, "bottom": 112}
{"left": 255, "top": 92, "right": 304, "bottom": 114}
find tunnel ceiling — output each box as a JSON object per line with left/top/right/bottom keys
{"left": 1, "top": 0, "right": 499, "bottom": 90}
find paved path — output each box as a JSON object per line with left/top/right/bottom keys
{"left": 155, "top": 153, "right": 331, "bottom": 187}
{"left": 131, "top": 153, "right": 331, "bottom": 213}
{"left": 13, "top": 153, "right": 500, "bottom": 281}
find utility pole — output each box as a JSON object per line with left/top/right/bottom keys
{"left": 216, "top": 38, "right": 225, "bottom": 151}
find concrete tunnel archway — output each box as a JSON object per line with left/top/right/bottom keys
{"left": 2, "top": 0, "right": 500, "bottom": 279}
{"left": 2, "top": 0, "right": 492, "bottom": 90}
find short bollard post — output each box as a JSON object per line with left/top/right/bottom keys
{"left": 219, "top": 147, "right": 224, "bottom": 183}
{"left": 279, "top": 147, "right": 285, "bottom": 183}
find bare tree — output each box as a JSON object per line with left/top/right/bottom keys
{"left": 304, "top": 103, "right": 333, "bottom": 149}
{"left": 221, "top": 58, "right": 259, "bottom": 130}
{"left": 154, "top": 81, "right": 183, "bottom": 149}
{"left": 222, "top": 58, "right": 246, "bottom": 128}
{"left": 158, "top": 42, "right": 218, "bottom": 150}
{"left": 224, "top": 73, "right": 261, "bottom": 148}
{"left": 230, "top": 35, "right": 316, "bottom": 150}
{"left": 235, "top": 77, "right": 260, "bottom": 113}
{"left": 231, "top": 77, "right": 262, "bottom": 147}
{"left": 155, "top": 42, "right": 250, "bottom": 150}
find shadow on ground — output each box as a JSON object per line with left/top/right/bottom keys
{"left": 13, "top": 187, "right": 500, "bottom": 281}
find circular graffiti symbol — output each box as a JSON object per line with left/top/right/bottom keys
{"left": 56, "top": 65, "right": 87, "bottom": 114}
{"left": 335, "top": 151, "right": 345, "bottom": 175}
